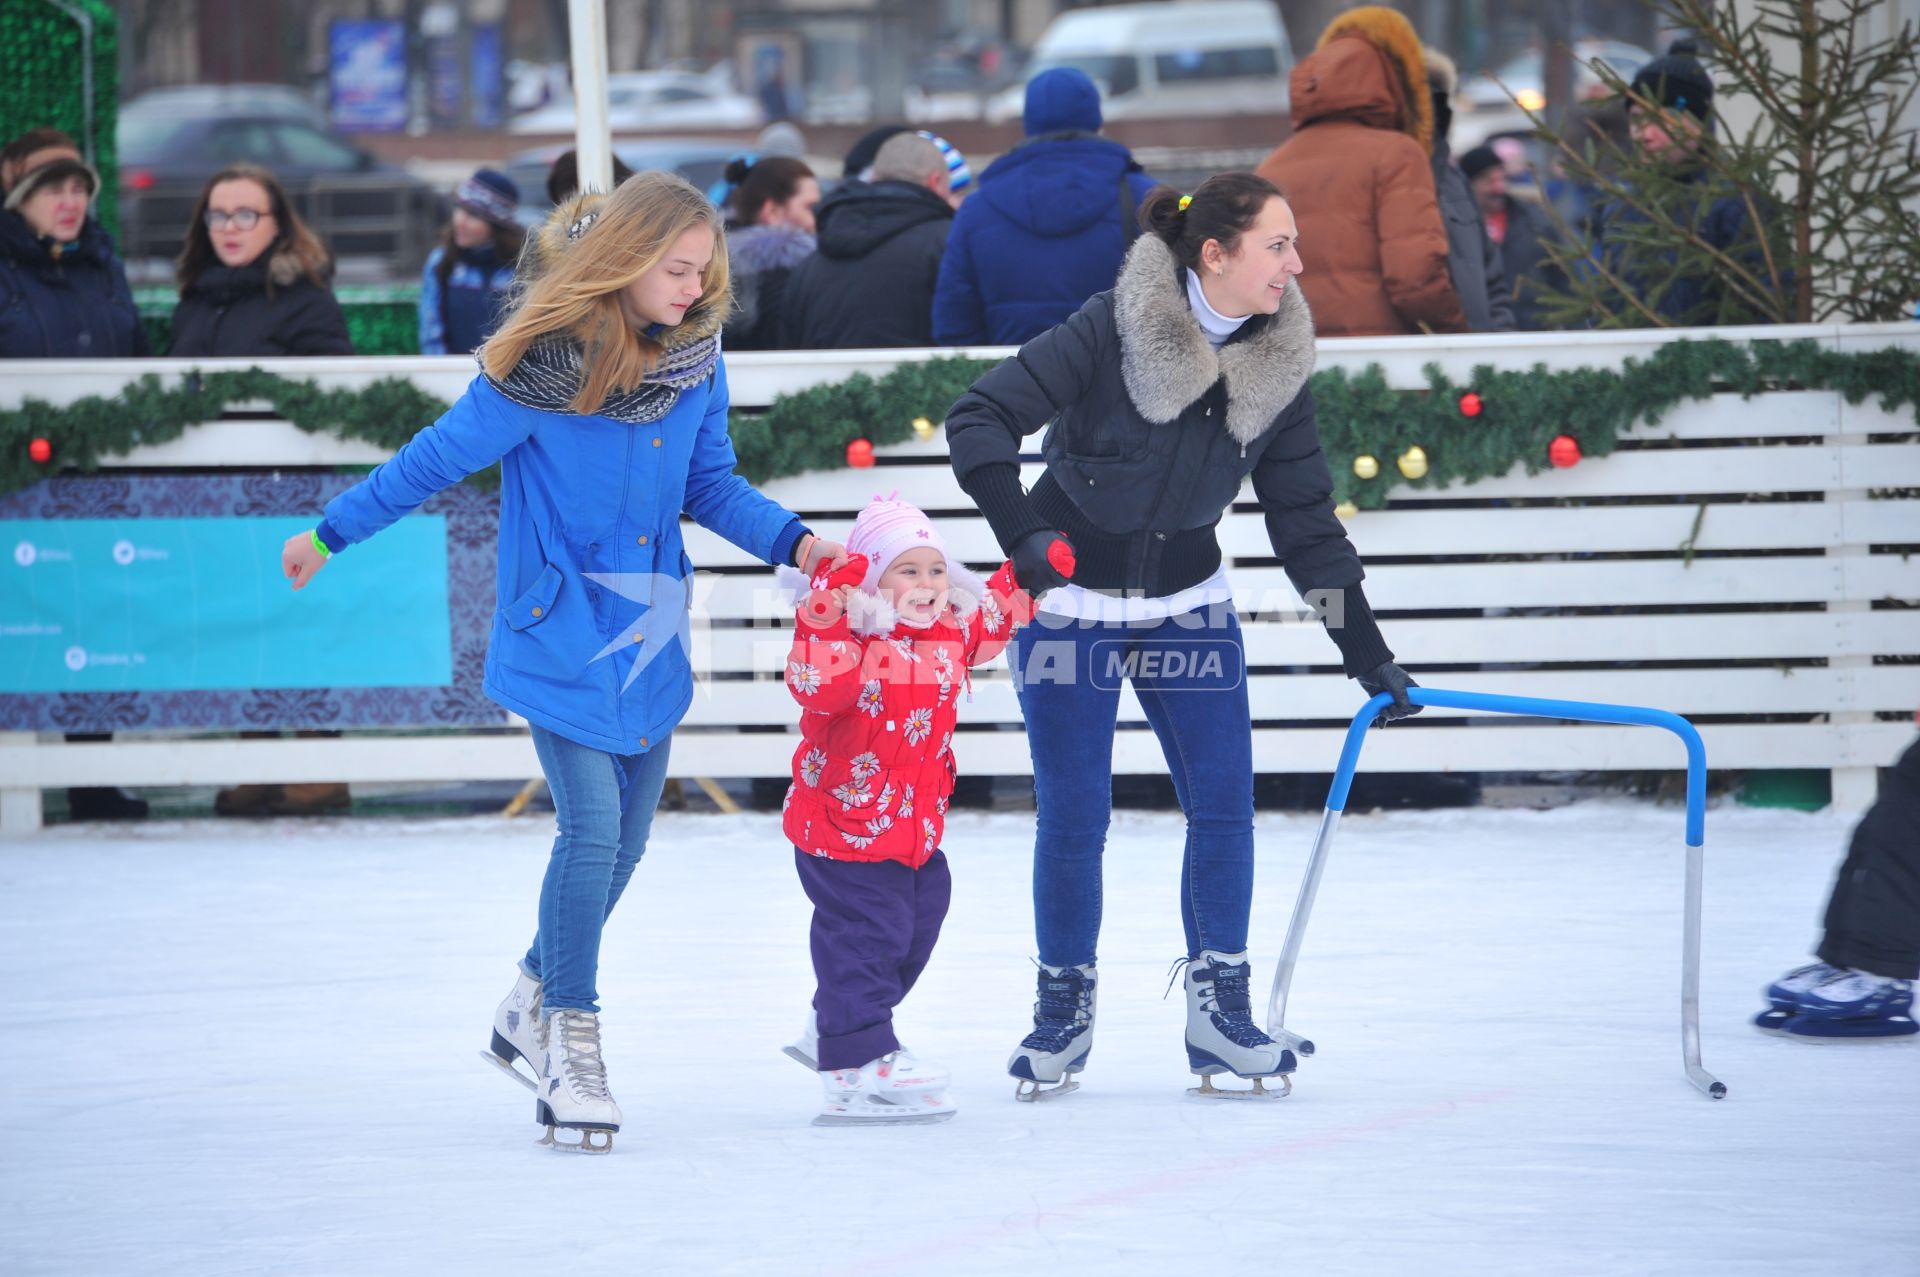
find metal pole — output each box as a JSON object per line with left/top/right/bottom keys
{"left": 567, "top": 0, "right": 614, "bottom": 192}
{"left": 1265, "top": 805, "right": 1339, "bottom": 1056}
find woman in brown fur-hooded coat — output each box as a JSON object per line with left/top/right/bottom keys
{"left": 1255, "top": 5, "right": 1466, "bottom": 337}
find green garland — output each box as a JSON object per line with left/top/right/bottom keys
{"left": 2, "top": 340, "right": 1915, "bottom": 505}
{"left": 0, "top": 0, "right": 119, "bottom": 238}
{"left": 1, "top": 369, "right": 454, "bottom": 496}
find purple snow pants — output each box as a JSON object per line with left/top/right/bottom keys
{"left": 793, "top": 848, "right": 952, "bottom": 1071}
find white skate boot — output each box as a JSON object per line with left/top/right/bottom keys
{"left": 1183, "top": 950, "right": 1295, "bottom": 1099}
{"left": 536, "top": 1009, "right": 622, "bottom": 1153}
{"left": 814, "top": 1050, "right": 956, "bottom": 1126}
{"left": 1007, "top": 963, "right": 1096, "bottom": 1101}
{"left": 782, "top": 1014, "right": 949, "bottom": 1094}
{"left": 480, "top": 968, "right": 544, "bottom": 1091}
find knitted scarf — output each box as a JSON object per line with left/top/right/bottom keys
{"left": 480, "top": 328, "right": 722, "bottom": 424}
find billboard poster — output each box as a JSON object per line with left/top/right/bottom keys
{"left": 329, "top": 20, "right": 410, "bottom": 134}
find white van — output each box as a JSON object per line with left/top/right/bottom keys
{"left": 987, "top": 1, "right": 1294, "bottom": 123}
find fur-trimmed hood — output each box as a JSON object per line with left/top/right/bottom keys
{"left": 726, "top": 222, "right": 817, "bottom": 274}
{"left": 775, "top": 560, "right": 989, "bottom": 637}
{"left": 1307, "top": 5, "right": 1434, "bottom": 152}
{"left": 1111, "top": 234, "right": 1315, "bottom": 445}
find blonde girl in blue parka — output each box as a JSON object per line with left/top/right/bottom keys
{"left": 279, "top": 172, "right": 847, "bottom": 1152}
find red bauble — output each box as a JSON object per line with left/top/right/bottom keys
{"left": 1458, "top": 392, "right": 1483, "bottom": 418}
{"left": 845, "top": 438, "right": 875, "bottom": 468}
{"left": 28, "top": 437, "right": 52, "bottom": 464}
{"left": 1549, "top": 434, "right": 1583, "bottom": 468}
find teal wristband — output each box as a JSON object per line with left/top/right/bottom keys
{"left": 309, "top": 530, "right": 333, "bottom": 560}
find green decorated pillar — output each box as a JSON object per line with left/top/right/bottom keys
{"left": 0, "top": 0, "right": 119, "bottom": 236}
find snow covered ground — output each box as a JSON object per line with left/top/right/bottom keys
{"left": 3, "top": 801, "right": 1916, "bottom": 1277}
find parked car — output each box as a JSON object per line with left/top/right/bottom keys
{"left": 116, "top": 94, "right": 444, "bottom": 272}
{"left": 1457, "top": 40, "right": 1653, "bottom": 114}
{"left": 984, "top": 0, "right": 1292, "bottom": 123}
{"left": 501, "top": 139, "right": 746, "bottom": 227}
{"left": 509, "top": 70, "right": 761, "bottom": 134}
{"left": 120, "top": 83, "right": 326, "bottom": 127}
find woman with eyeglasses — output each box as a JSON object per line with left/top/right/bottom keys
{"left": 168, "top": 164, "right": 352, "bottom": 357}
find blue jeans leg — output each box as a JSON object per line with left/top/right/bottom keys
{"left": 1013, "top": 619, "right": 1121, "bottom": 969}
{"left": 519, "top": 727, "right": 673, "bottom": 1013}
{"left": 1129, "top": 609, "right": 1255, "bottom": 958}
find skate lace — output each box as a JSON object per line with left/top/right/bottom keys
{"left": 1194, "top": 960, "right": 1274, "bottom": 1050}
{"left": 1021, "top": 970, "right": 1091, "bottom": 1052}
{"left": 553, "top": 1012, "right": 611, "bottom": 1101}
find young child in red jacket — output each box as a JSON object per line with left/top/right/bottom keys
{"left": 774, "top": 494, "right": 1067, "bottom": 1125}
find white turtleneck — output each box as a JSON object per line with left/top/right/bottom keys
{"left": 1186, "top": 269, "right": 1250, "bottom": 349}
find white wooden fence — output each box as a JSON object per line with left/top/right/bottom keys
{"left": 2, "top": 321, "right": 1917, "bottom": 833}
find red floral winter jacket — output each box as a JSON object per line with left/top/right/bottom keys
{"left": 781, "top": 559, "right": 1029, "bottom": 867}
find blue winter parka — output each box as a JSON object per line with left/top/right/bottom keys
{"left": 317, "top": 354, "right": 804, "bottom": 755}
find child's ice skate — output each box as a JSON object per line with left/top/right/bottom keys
{"left": 480, "top": 967, "right": 544, "bottom": 1090}
{"left": 782, "top": 1014, "right": 949, "bottom": 1095}
{"left": 1008, "top": 963, "right": 1096, "bottom": 1101}
{"left": 814, "top": 1050, "right": 956, "bottom": 1126}
{"left": 1183, "top": 950, "right": 1295, "bottom": 1099}
{"left": 536, "top": 1009, "right": 623, "bottom": 1152}
{"left": 1779, "top": 968, "right": 1917, "bottom": 1041}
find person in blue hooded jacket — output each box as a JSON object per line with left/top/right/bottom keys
{"left": 932, "top": 68, "right": 1159, "bottom": 347}
{"left": 279, "top": 173, "right": 848, "bottom": 1152}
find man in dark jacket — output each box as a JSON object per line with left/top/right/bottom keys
{"left": 1595, "top": 41, "right": 1785, "bottom": 326}
{"left": 1460, "top": 145, "right": 1560, "bottom": 330}
{"left": 1425, "top": 51, "right": 1513, "bottom": 331}
{"left": 782, "top": 133, "right": 954, "bottom": 349}
{"left": 932, "top": 68, "right": 1158, "bottom": 347}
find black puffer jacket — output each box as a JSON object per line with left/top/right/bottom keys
{"left": 168, "top": 250, "right": 353, "bottom": 357}
{"left": 0, "top": 212, "right": 145, "bottom": 358}
{"left": 781, "top": 179, "right": 952, "bottom": 349}
{"left": 946, "top": 234, "right": 1393, "bottom": 676}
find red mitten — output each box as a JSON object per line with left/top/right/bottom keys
{"left": 812, "top": 552, "right": 869, "bottom": 593}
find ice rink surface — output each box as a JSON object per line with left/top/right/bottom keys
{"left": 4, "top": 800, "right": 1916, "bottom": 1276}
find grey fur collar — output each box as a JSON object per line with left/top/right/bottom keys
{"left": 775, "top": 562, "right": 988, "bottom": 636}
{"left": 1112, "top": 234, "right": 1316, "bottom": 444}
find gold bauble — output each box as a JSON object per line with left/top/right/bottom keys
{"left": 1397, "top": 445, "right": 1429, "bottom": 480}
{"left": 911, "top": 416, "right": 937, "bottom": 441}
{"left": 1352, "top": 454, "right": 1379, "bottom": 480}
{"left": 1334, "top": 501, "right": 1359, "bottom": 519}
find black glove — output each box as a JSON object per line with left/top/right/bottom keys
{"left": 1010, "top": 529, "right": 1076, "bottom": 594}
{"left": 1357, "top": 661, "right": 1422, "bottom": 727}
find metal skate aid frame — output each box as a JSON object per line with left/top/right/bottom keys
{"left": 1267, "top": 688, "right": 1727, "bottom": 1100}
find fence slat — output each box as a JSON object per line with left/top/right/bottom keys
{"left": 694, "top": 610, "right": 1916, "bottom": 670}
{"left": 677, "top": 664, "right": 1919, "bottom": 727}
{"left": 692, "top": 554, "right": 1918, "bottom": 618}
{"left": 4, "top": 719, "right": 1908, "bottom": 784}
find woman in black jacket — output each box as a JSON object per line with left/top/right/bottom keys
{"left": 944, "top": 173, "right": 1420, "bottom": 1100}
{"left": 168, "top": 164, "right": 352, "bottom": 357}
{"left": 0, "top": 130, "right": 144, "bottom": 359}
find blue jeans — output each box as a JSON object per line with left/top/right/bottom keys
{"left": 520, "top": 725, "right": 673, "bottom": 1013}
{"left": 1010, "top": 606, "right": 1255, "bottom": 967}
